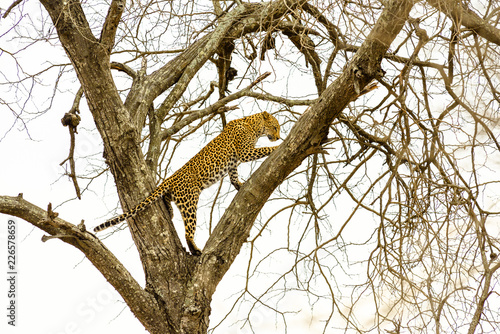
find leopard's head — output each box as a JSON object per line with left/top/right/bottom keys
{"left": 261, "top": 111, "right": 280, "bottom": 141}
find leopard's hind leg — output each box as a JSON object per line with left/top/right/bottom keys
{"left": 176, "top": 194, "right": 202, "bottom": 256}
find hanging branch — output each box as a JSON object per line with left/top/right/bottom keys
{"left": 280, "top": 22, "right": 323, "bottom": 93}
{"left": 60, "top": 87, "right": 83, "bottom": 199}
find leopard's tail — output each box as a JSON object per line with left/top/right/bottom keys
{"left": 94, "top": 184, "right": 169, "bottom": 233}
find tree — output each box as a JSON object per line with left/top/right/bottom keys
{"left": 1, "top": 0, "right": 500, "bottom": 333}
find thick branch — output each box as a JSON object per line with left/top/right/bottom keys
{"left": 60, "top": 87, "right": 84, "bottom": 199}
{"left": 40, "top": 0, "right": 98, "bottom": 51}
{"left": 100, "top": 0, "right": 125, "bottom": 53}
{"left": 427, "top": 0, "right": 500, "bottom": 46}
{"left": 0, "top": 194, "right": 167, "bottom": 333}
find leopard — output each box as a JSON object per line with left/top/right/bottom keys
{"left": 94, "top": 111, "right": 280, "bottom": 256}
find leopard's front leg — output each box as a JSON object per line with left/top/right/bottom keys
{"left": 240, "top": 146, "right": 278, "bottom": 163}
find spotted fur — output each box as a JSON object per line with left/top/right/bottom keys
{"left": 94, "top": 112, "right": 280, "bottom": 255}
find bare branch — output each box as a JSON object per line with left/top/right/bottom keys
{"left": 0, "top": 194, "right": 167, "bottom": 332}
{"left": 2, "top": 0, "right": 22, "bottom": 18}
{"left": 181, "top": 0, "right": 416, "bottom": 330}
{"left": 159, "top": 72, "right": 271, "bottom": 141}
{"left": 100, "top": 0, "right": 126, "bottom": 53}
{"left": 60, "top": 87, "right": 84, "bottom": 199}
{"left": 155, "top": 4, "right": 251, "bottom": 122}
{"left": 427, "top": 0, "right": 500, "bottom": 46}
{"left": 281, "top": 23, "right": 323, "bottom": 93}
{"left": 111, "top": 61, "right": 137, "bottom": 79}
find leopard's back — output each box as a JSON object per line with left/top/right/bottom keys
{"left": 94, "top": 111, "right": 280, "bottom": 255}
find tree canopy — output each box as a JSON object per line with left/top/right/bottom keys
{"left": 1, "top": 0, "right": 500, "bottom": 333}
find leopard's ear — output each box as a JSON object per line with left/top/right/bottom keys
{"left": 261, "top": 111, "right": 271, "bottom": 119}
